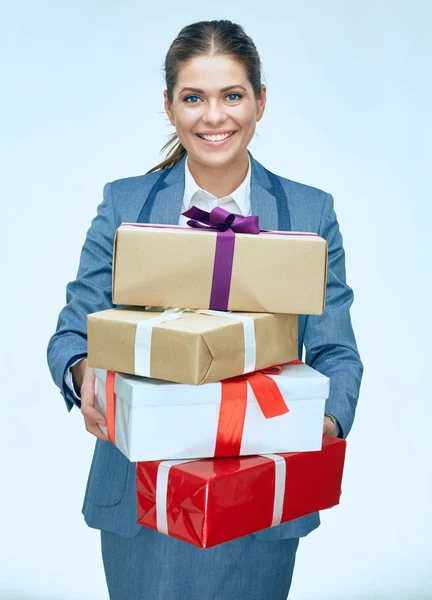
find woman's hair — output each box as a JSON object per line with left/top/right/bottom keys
{"left": 146, "top": 19, "right": 263, "bottom": 174}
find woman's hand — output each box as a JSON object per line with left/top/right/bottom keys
{"left": 323, "top": 414, "right": 336, "bottom": 436}
{"left": 72, "top": 358, "right": 109, "bottom": 441}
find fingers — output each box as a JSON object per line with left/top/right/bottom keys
{"left": 82, "top": 400, "right": 109, "bottom": 441}
{"left": 83, "top": 415, "right": 110, "bottom": 441}
{"left": 81, "top": 403, "right": 106, "bottom": 427}
{"left": 323, "top": 416, "right": 335, "bottom": 436}
{"left": 81, "top": 387, "right": 106, "bottom": 420}
{"left": 80, "top": 367, "right": 109, "bottom": 441}
{"left": 81, "top": 396, "right": 108, "bottom": 441}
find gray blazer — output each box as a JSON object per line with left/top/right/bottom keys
{"left": 47, "top": 149, "right": 363, "bottom": 540}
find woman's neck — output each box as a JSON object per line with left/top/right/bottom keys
{"left": 187, "top": 152, "right": 249, "bottom": 198}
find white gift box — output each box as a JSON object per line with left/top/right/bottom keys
{"left": 94, "top": 361, "right": 330, "bottom": 462}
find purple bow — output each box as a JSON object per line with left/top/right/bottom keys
{"left": 183, "top": 205, "right": 260, "bottom": 234}
{"left": 181, "top": 206, "right": 260, "bottom": 310}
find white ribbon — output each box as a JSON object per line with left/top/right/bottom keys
{"left": 260, "top": 454, "right": 287, "bottom": 527}
{"left": 155, "top": 459, "right": 198, "bottom": 535}
{"left": 134, "top": 308, "right": 256, "bottom": 377}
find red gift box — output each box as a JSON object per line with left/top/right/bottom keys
{"left": 136, "top": 435, "right": 346, "bottom": 549}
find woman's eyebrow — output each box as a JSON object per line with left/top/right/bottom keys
{"left": 179, "top": 85, "right": 247, "bottom": 94}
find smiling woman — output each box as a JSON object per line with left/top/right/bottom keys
{"left": 155, "top": 52, "right": 266, "bottom": 198}
{"left": 47, "top": 17, "right": 363, "bottom": 600}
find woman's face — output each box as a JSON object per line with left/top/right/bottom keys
{"left": 164, "top": 55, "right": 266, "bottom": 169}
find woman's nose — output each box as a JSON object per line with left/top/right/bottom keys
{"left": 202, "top": 101, "right": 227, "bottom": 125}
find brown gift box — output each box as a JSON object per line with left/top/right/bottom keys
{"left": 111, "top": 224, "right": 328, "bottom": 315}
{"left": 87, "top": 308, "right": 298, "bottom": 385}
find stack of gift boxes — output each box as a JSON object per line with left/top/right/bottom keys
{"left": 86, "top": 207, "right": 347, "bottom": 549}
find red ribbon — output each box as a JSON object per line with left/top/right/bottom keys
{"left": 213, "top": 363, "right": 300, "bottom": 457}
{"left": 105, "top": 360, "right": 304, "bottom": 451}
{"left": 105, "top": 370, "right": 117, "bottom": 444}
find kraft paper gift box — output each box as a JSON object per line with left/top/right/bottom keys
{"left": 87, "top": 307, "right": 298, "bottom": 385}
{"left": 136, "top": 435, "right": 346, "bottom": 549}
{"left": 94, "top": 360, "right": 330, "bottom": 462}
{"left": 111, "top": 207, "right": 328, "bottom": 315}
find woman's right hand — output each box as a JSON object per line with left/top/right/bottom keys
{"left": 72, "top": 358, "right": 109, "bottom": 441}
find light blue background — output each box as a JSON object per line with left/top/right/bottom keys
{"left": 1, "top": 1, "right": 431, "bottom": 599}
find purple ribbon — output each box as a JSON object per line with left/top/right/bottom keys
{"left": 182, "top": 206, "right": 260, "bottom": 310}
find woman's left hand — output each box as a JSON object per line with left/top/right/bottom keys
{"left": 323, "top": 415, "right": 336, "bottom": 436}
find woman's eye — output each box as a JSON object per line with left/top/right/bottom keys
{"left": 184, "top": 93, "right": 243, "bottom": 103}
{"left": 184, "top": 95, "right": 200, "bottom": 103}
{"left": 226, "top": 93, "right": 242, "bottom": 101}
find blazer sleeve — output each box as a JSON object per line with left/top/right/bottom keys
{"left": 303, "top": 192, "right": 364, "bottom": 438}
{"left": 46, "top": 182, "right": 117, "bottom": 411}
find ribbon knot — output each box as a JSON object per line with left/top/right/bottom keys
{"left": 214, "top": 365, "right": 290, "bottom": 457}
{"left": 182, "top": 206, "right": 260, "bottom": 310}
{"left": 183, "top": 205, "right": 260, "bottom": 234}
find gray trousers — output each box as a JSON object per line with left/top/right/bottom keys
{"left": 101, "top": 527, "right": 299, "bottom": 600}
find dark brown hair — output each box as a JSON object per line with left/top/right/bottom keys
{"left": 146, "top": 19, "right": 263, "bottom": 174}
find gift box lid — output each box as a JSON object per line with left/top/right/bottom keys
{"left": 94, "top": 362, "right": 330, "bottom": 408}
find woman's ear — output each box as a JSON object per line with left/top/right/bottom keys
{"left": 164, "top": 90, "right": 175, "bottom": 126}
{"left": 256, "top": 84, "right": 267, "bottom": 122}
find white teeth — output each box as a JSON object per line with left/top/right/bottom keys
{"left": 198, "top": 132, "right": 235, "bottom": 141}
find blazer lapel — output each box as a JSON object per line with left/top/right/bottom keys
{"left": 140, "top": 149, "right": 289, "bottom": 230}
{"left": 249, "top": 150, "right": 279, "bottom": 230}
{"left": 137, "top": 153, "right": 187, "bottom": 225}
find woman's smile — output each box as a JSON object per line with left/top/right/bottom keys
{"left": 196, "top": 130, "right": 238, "bottom": 144}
